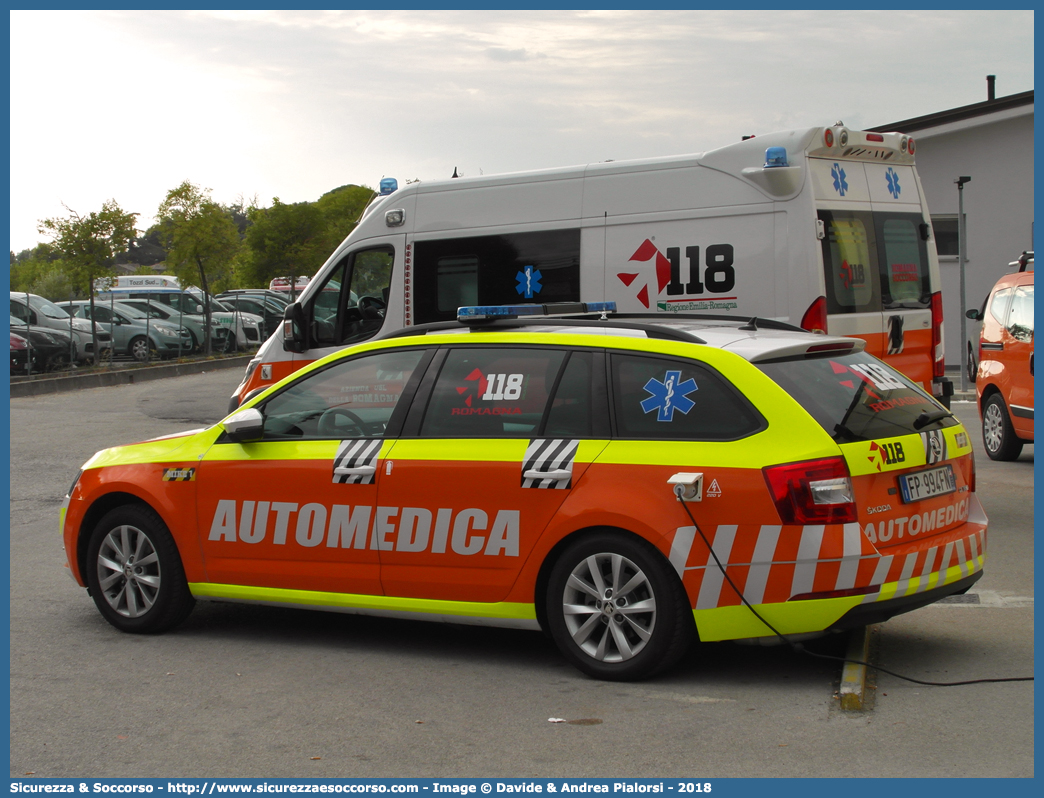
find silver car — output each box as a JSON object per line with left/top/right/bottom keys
{"left": 9, "top": 292, "right": 111, "bottom": 363}
{"left": 116, "top": 298, "right": 231, "bottom": 353}
{"left": 58, "top": 300, "right": 193, "bottom": 361}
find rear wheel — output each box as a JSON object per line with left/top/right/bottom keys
{"left": 982, "top": 393, "right": 1023, "bottom": 461}
{"left": 85, "top": 505, "right": 195, "bottom": 633}
{"left": 545, "top": 533, "right": 694, "bottom": 681}
{"left": 966, "top": 341, "right": 977, "bottom": 384}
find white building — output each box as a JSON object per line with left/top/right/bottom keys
{"left": 871, "top": 82, "right": 1034, "bottom": 373}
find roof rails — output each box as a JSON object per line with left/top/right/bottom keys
{"left": 382, "top": 303, "right": 814, "bottom": 344}
{"left": 1010, "top": 250, "right": 1034, "bottom": 272}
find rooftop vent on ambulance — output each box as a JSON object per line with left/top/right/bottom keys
{"left": 379, "top": 178, "right": 398, "bottom": 196}
{"left": 764, "top": 147, "right": 788, "bottom": 168}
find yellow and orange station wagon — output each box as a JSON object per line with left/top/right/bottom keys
{"left": 62, "top": 305, "right": 986, "bottom": 680}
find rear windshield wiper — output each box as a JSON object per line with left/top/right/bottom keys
{"left": 913, "top": 408, "right": 953, "bottom": 430}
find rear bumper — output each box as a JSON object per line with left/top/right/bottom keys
{"left": 828, "top": 570, "right": 981, "bottom": 630}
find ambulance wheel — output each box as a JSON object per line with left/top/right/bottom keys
{"left": 982, "top": 393, "right": 1023, "bottom": 461}
{"left": 546, "top": 533, "right": 694, "bottom": 681}
{"left": 85, "top": 504, "right": 194, "bottom": 634}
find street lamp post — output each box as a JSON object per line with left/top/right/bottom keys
{"left": 956, "top": 176, "right": 971, "bottom": 392}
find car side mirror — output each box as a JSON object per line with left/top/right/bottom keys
{"left": 282, "top": 301, "right": 306, "bottom": 353}
{"left": 222, "top": 407, "right": 265, "bottom": 443}
{"left": 965, "top": 309, "right": 983, "bottom": 321}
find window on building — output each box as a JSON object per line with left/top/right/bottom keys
{"left": 932, "top": 216, "right": 959, "bottom": 258}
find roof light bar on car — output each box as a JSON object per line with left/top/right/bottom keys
{"left": 457, "top": 302, "right": 617, "bottom": 322}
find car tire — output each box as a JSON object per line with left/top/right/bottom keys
{"left": 982, "top": 393, "right": 1023, "bottom": 461}
{"left": 46, "top": 351, "right": 72, "bottom": 371}
{"left": 545, "top": 532, "right": 694, "bottom": 681}
{"left": 129, "top": 336, "right": 156, "bottom": 362}
{"left": 85, "top": 504, "right": 195, "bottom": 634}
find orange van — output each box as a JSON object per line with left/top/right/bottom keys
{"left": 969, "top": 252, "right": 1034, "bottom": 460}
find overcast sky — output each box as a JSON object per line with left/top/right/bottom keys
{"left": 8, "top": 8, "right": 1035, "bottom": 253}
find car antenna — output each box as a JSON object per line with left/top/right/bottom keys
{"left": 738, "top": 316, "right": 760, "bottom": 331}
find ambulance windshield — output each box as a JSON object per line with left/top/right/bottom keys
{"left": 758, "top": 352, "right": 955, "bottom": 442}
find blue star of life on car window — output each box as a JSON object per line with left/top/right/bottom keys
{"left": 831, "top": 163, "right": 848, "bottom": 197}
{"left": 515, "top": 265, "right": 542, "bottom": 298}
{"left": 640, "top": 370, "right": 698, "bottom": 421}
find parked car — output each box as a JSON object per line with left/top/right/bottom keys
{"left": 10, "top": 331, "right": 31, "bottom": 374}
{"left": 115, "top": 298, "right": 231, "bottom": 353}
{"left": 9, "top": 315, "right": 77, "bottom": 371}
{"left": 217, "top": 289, "right": 290, "bottom": 310}
{"left": 62, "top": 304, "right": 985, "bottom": 681}
{"left": 95, "top": 289, "right": 263, "bottom": 352}
{"left": 215, "top": 294, "right": 283, "bottom": 338}
{"left": 57, "top": 300, "right": 193, "bottom": 361}
{"left": 966, "top": 252, "right": 1034, "bottom": 460}
{"left": 10, "top": 292, "right": 111, "bottom": 363}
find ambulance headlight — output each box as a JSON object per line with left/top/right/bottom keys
{"left": 385, "top": 209, "right": 405, "bottom": 227}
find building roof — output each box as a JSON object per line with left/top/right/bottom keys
{"left": 869, "top": 90, "right": 1033, "bottom": 135}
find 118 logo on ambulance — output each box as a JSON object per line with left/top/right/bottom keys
{"left": 618, "top": 240, "right": 737, "bottom": 309}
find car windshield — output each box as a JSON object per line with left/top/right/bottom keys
{"left": 757, "top": 352, "right": 956, "bottom": 442}
{"left": 26, "top": 295, "right": 72, "bottom": 319}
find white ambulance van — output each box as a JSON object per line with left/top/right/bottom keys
{"left": 230, "top": 124, "right": 952, "bottom": 410}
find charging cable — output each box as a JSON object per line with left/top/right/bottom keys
{"left": 675, "top": 496, "right": 1033, "bottom": 687}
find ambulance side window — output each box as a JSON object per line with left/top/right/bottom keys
{"left": 610, "top": 353, "right": 765, "bottom": 441}
{"left": 310, "top": 247, "right": 394, "bottom": 348}
{"left": 419, "top": 347, "right": 566, "bottom": 438}
{"left": 413, "top": 229, "right": 581, "bottom": 323}
{"left": 259, "top": 348, "right": 426, "bottom": 440}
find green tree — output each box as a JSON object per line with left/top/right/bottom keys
{"left": 156, "top": 181, "right": 242, "bottom": 354}
{"left": 240, "top": 198, "right": 327, "bottom": 299}
{"left": 314, "top": 184, "right": 375, "bottom": 256}
{"left": 39, "top": 201, "right": 138, "bottom": 364}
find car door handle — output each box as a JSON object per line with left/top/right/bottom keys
{"left": 523, "top": 468, "right": 572, "bottom": 481}
{"left": 333, "top": 465, "right": 376, "bottom": 476}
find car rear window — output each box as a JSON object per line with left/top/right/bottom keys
{"left": 757, "top": 352, "right": 955, "bottom": 442}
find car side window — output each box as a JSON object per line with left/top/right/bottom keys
{"left": 10, "top": 300, "right": 29, "bottom": 322}
{"left": 543, "top": 350, "right": 610, "bottom": 439}
{"left": 1007, "top": 284, "right": 1034, "bottom": 342}
{"left": 90, "top": 306, "right": 114, "bottom": 324}
{"left": 610, "top": 353, "right": 765, "bottom": 441}
{"left": 989, "top": 287, "right": 1013, "bottom": 325}
{"left": 260, "top": 348, "right": 427, "bottom": 440}
{"left": 420, "top": 347, "right": 566, "bottom": 438}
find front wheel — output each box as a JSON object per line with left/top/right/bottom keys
{"left": 982, "top": 393, "right": 1023, "bottom": 461}
{"left": 85, "top": 505, "right": 195, "bottom": 633}
{"left": 545, "top": 533, "right": 694, "bottom": 681}
{"left": 129, "top": 336, "right": 156, "bottom": 362}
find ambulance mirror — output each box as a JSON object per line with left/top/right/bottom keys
{"left": 223, "top": 407, "right": 265, "bottom": 443}
{"left": 282, "top": 302, "right": 306, "bottom": 353}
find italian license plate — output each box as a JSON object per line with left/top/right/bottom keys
{"left": 898, "top": 464, "right": 957, "bottom": 504}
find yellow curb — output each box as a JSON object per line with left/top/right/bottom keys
{"left": 839, "top": 625, "right": 872, "bottom": 711}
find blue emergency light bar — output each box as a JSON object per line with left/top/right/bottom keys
{"left": 764, "top": 147, "right": 789, "bottom": 168}
{"left": 457, "top": 302, "right": 617, "bottom": 322}
{"left": 379, "top": 178, "right": 398, "bottom": 195}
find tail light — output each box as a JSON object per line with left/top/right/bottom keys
{"left": 930, "top": 291, "right": 945, "bottom": 378}
{"left": 763, "top": 457, "right": 857, "bottom": 525}
{"left": 968, "top": 451, "right": 976, "bottom": 495}
{"left": 800, "top": 295, "right": 828, "bottom": 334}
